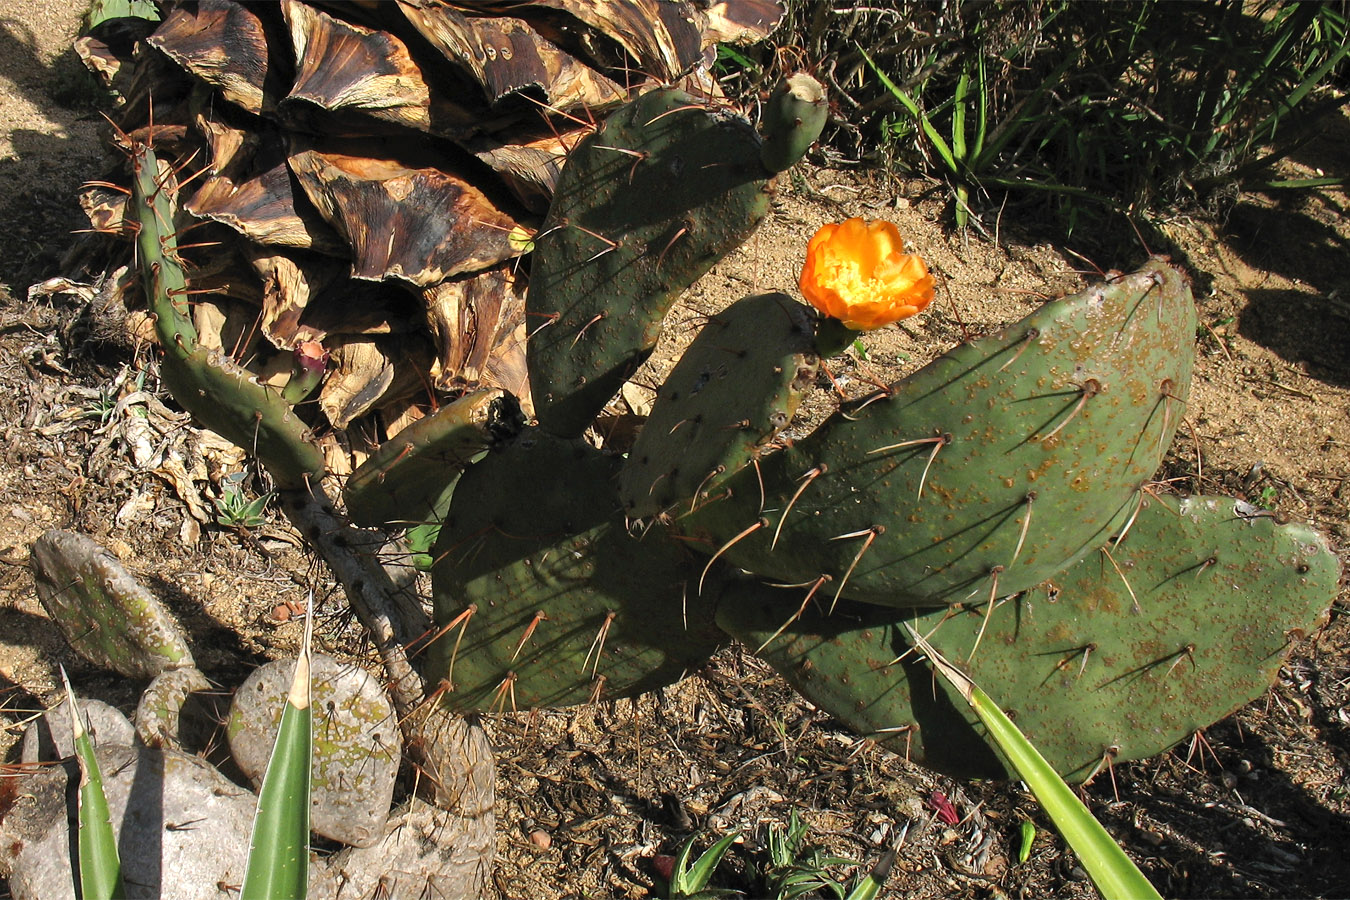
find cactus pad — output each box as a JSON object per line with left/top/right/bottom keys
{"left": 31, "top": 529, "right": 196, "bottom": 678}
{"left": 683, "top": 259, "right": 1196, "bottom": 607}
{"left": 718, "top": 493, "right": 1340, "bottom": 781}
{"left": 429, "top": 429, "right": 727, "bottom": 711}
{"left": 619, "top": 292, "right": 819, "bottom": 519}
{"left": 526, "top": 88, "right": 774, "bottom": 437}
{"left": 135, "top": 666, "right": 213, "bottom": 750}
{"left": 129, "top": 141, "right": 325, "bottom": 490}
{"left": 343, "top": 387, "right": 525, "bottom": 528}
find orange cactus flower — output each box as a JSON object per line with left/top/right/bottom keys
{"left": 799, "top": 217, "right": 935, "bottom": 330}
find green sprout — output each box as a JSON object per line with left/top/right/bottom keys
{"left": 214, "top": 472, "right": 273, "bottom": 529}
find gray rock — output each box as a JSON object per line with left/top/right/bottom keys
{"left": 2, "top": 745, "right": 256, "bottom": 900}
{"left": 310, "top": 797, "right": 494, "bottom": 900}
{"left": 227, "top": 653, "right": 399, "bottom": 848}
{"left": 19, "top": 697, "right": 136, "bottom": 763}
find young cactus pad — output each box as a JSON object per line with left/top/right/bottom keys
{"left": 526, "top": 87, "right": 781, "bottom": 437}
{"left": 718, "top": 494, "right": 1340, "bottom": 781}
{"left": 129, "top": 141, "right": 325, "bottom": 490}
{"left": 681, "top": 259, "right": 1196, "bottom": 607}
{"left": 619, "top": 292, "right": 820, "bottom": 519}
{"left": 343, "top": 387, "right": 525, "bottom": 529}
{"left": 429, "top": 430, "right": 726, "bottom": 711}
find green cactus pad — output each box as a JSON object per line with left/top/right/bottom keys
{"left": 683, "top": 259, "right": 1196, "bottom": 607}
{"left": 159, "top": 346, "right": 327, "bottom": 490}
{"left": 619, "top": 292, "right": 819, "bottom": 519}
{"left": 30, "top": 529, "right": 195, "bottom": 678}
{"left": 129, "top": 142, "right": 325, "bottom": 490}
{"left": 760, "top": 74, "right": 829, "bottom": 174}
{"left": 429, "top": 430, "right": 727, "bottom": 711}
{"left": 129, "top": 141, "right": 196, "bottom": 354}
{"left": 227, "top": 653, "right": 400, "bottom": 849}
{"left": 135, "top": 666, "right": 213, "bottom": 750}
{"left": 343, "top": 388, "right": 525, "bottom": 528}
{"left": 718, "top": 493, "right": 1339, "bottom": 782}
{"left": 527, "top": 88, "right": 773, "bottom": 437}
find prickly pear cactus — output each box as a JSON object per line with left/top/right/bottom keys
{"left": 680, "top": 259, "right": 1196, "bottom": 607}
{"left": 526, "top": 87, "right": 811, "bottom": 437}
{"left": 30, "top": 529, "right": 196, "bottom": 678}
{"left": 718, "top": 493, "right": 1339, "bottom": 781}
{"left": 429, "top": 430, "right": 726, "bottom": 711}
{"left": 129, "top": 141, "right": 325, "bottom": 490}
{"left": 619, "top": 292, "right": 819, "bottom": 519}
{"left": 343, "top": 387, "right": 525, "bottom": 529}
{"left": 135, "top": 666, "right": 213, "bottom": 750}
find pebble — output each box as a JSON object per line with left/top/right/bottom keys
{"left": 529, "top": 829, "right": 552, "bottom": 850}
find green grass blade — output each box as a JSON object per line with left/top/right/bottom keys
{"left": 62, "top": 666, "right": 125, "bottom": 900}
{"left": 952, "top": 70, "right": 970, "bottom": 166}
{"left": 905, "top": 626, "right": 1162, "bottom": 900}
{"left": 241, "top": 611, "right": 313, "bottom": 900}
{"left": 859, "top": 46, "right": 959, "bottom": 175}
{"left": 841, "top": 840, "right": 895, "bottom": 900}
{"left": 670, "top": 830, "right": 740, "bottom": 897}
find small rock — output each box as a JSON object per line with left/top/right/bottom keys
{"left": 529, "top": 829, "right": 552, "bottom": 850}
{"left": 20, "top": 697, "right": 136, "bottom": 763}
{"left": 228, "top": 653, "right": 400, "bottom": 848}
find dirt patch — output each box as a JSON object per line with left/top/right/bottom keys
{"left": 2, "top": 2, "right": 1349, "bottom": 899}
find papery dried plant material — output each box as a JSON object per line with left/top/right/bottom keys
{"left": 148, "top": 0, "right": 273, "bottom": 115}
{"left": 799, "top": 217, "right": 935, "bottom": 330}
{"left": 280, "top": 0, "right": 483, "bottom": 139}
{"left": 422, "top": 266, "right": 526, "bottom": 393}
{"left": 398, "top": 0, "right": 628, "bottom": 111}
{"left": 288, "top": 141, "right": 525, "bottom": 286}
{"left": 319, "top": 336, "right": 434, "bottom": 430}
{"left": 187, "top": 155, "right": 344, "bottom": 252}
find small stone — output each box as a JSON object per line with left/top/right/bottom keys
{"left": 20, "top": 697, "right": 136, "bottom": 763}
{"left": 227, "top": 653, "right": 400, "bottom": 848}
{"left": 529, "top": 829, "right": 552, "bottom": 850}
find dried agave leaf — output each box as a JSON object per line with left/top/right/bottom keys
{"left": 282, "top": 0, "right": 485, "bottom": 138}
{"left": 188, "top": 157, "right": 344, "bottom": 252}
{"left": 481, "top": 0, "right": 705, "bottom": 83}
{"left": 147, "top": 0, "right": 273, "bottom": 115}
{"left": 397, "top": 1, "right": 628, "bottom": 111}
{"left": 422, "top": 266, "right": 526, "bottom": 393}
{"left": 247, "top": 249, "right": 340, "bottom": 348}
{"left": 697, "top": 0, "right": 784, "bottom": 45}
{"left": 484, "top": 320, "right": 531, "bottom": 417}
{"left": 288, "top": 139, "right": 525, "bottom": 286}
{"left": 320, "top": 336, "right": 433, "bottom": 429}
{"left": 297, "top": 279, "right": 424, "bottom": 340}
{"left": 79, "top": 180, "right": 130, "bottom": 234}
{"left": 465, "top": 127, "right": 578, "bottom": 213}
{"left": 194, "top": 106, "right": 257, "bottom": 178}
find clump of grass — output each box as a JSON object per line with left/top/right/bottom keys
{"left": 727, "top": 0, "right": 1348, "bottom": 231}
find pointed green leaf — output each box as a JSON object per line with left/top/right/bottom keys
{"left": 63, "top": 667, "right": 125, "bottom": 900}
